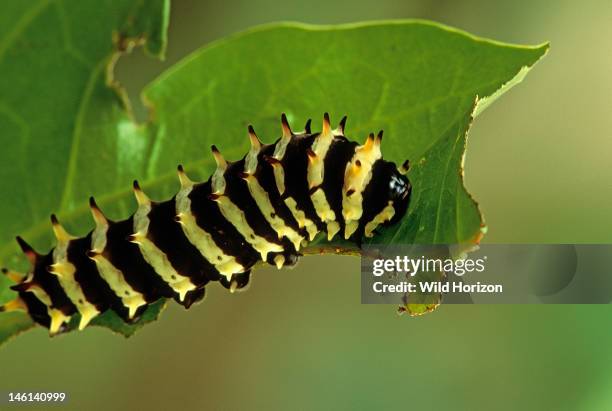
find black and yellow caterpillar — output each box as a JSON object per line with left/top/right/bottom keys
{"left": 0, "top": 114, "right": 411, "bottom": 335}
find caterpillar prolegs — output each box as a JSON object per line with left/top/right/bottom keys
{"left": 0, "top": 114, "right": 412, "bottom": 335}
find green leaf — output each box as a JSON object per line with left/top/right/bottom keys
{"left": 0, "top": 15, "right": 547, "bottom": 344}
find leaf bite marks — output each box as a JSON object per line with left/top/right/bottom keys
{"left": 0, "top": 0, "right": 171, "bottom": 344}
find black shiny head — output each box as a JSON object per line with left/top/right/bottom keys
{"left": 387, "top": 166, "right": 411, "bottom": 224}
{"left": 358, "top": 159, "right": 412, "bottom": 239}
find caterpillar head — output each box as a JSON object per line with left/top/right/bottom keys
{"left": 358, "top": 157, "right": 412, "bottom": 239}
{"left": 386, "top": 160, "right": 412, "bottom": 224}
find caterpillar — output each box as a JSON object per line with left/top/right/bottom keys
{"left": 0, "top": 114, "right": 412, "bottom": 335}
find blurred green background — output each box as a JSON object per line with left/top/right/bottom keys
{"left": 2, "top": 1, "right": 612, "bottom": 410}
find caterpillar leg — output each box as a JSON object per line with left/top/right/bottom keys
{"left": 219, "top": 271, "right": 252, "bottom": 293}
{"left": 266, "top": 251, "right": 300, "bottom": 270}
{"left": 174, "top": 286, "right": 206, "bottom": 309}
{"left": 398, "top": 159, "right": 410, "bottom": 174}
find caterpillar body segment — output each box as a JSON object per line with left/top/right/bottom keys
{"left": 1, "top": 114, "right": 412, "bottom": 335}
